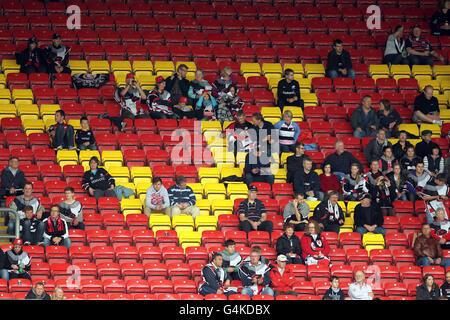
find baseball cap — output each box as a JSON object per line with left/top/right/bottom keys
{"left": 249, "top": 185, "right": 258, "bottom": 192}
{"left": 277, "top": 255, "right": 288, "bottom": 262}
{"left": 126, "top": 73, "right": 134, "bottom": 80}
{"left": 52, "top": 33, "right": 61, "bottom": 40}
{"left": 421, "top": 130, "right": 432, "bottom": 136}
{"left": 13, "top": 238, "right": 23, "bottom": 246}
{"left": 28, "top": 37, "right": 37, "bottom": 45}
{"left": 155, "top": 75, "right": 165, "bottom": 83}
{"left": 179, "top": 97, "right": 187, "bottom": 104}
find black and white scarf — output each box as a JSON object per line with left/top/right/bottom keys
{"left": 327, "top": 201, "right": 340, "bottom": 220}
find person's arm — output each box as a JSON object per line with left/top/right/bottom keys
{"left": 277, "top": 80, "right": 284, "bottom": 107}
{"left": 210, "top": 96, "right": 217, "bottom": 107}
{"left": 293, "top": 122, "right": 301, "bottom": 142}
{"left": 188, "top": 188, "right": 196, "bottom": 206}
{"left": 327, "top": 51, "right": 337, "bottom": 71}
{"left": 363, "top": 141, "right": 373, "bottom": 163}
{"left": 321, "top": 236, "right": 331, "bottom": 256}
{"left": 188, "top": 85, "right": 196, "bottom": 100}
{"left": 300, "top": 235, "right": 315, "bottom": 259}
{"left": 161, "top": 188, "right": 170, "bottom": 209}
{"left": 439, "top": 157, "right": 445, "bottom": 174}
{"left": 294, "top": 81, "right": 301, "bottom": 100}
{"left": 103, "top": 169, "right": 115, "bottom": 188}
{"left": 81, "top": 172, "right": 91, "bottom": 191}
{"left": 202, "top": 267, "right": 221, "bottom": 292}
{"left": 353, "top": 206, "right": 362, "bottom": 228}
{"left": 350, "top": 110, "right": 360, "bottom": 130}
{"left": 145, "top": 188, "right": 156, "bottom": 209}
{"left": 313, "top": 172, "right": 321, "bottom": 196}
{"left": 120, "top": 84, "right": 131, "bottom": 97}
{"left": 196, "top": 96, "right": 204, "bottom": 108}
{"left": 167, "top": 187, "right": 176, "bottom": 207}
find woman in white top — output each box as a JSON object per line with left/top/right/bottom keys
{"left": 383, "top": 25, "right": 409, "bottom": 66}
{"left": 348, "top": 270, "right": 374, "bottom": 300}
{"left": 58, "top": 186, "right": 84, "bottom": 230}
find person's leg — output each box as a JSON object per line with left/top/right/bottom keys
{"left": 258, "top": 220, "right": 273, "bottom": 233}
{"left": 199, "top": 286, "right": 219, "bottom": 296}
{"left": 87, "top": 144, "right": 97, "bottom": 150}
{"left": 264, "top": 174, "right": 275, "bottom": 186}
{"left": 355, "top": 226, "right": 368, "bottom": 237}
{"left": 408, "top": 54, "right": 420, "bottom": 67}
{"left": 144, "top": 207, "right": 152, "bottom": 218}
{"left": 347, "top": 68, "right": 355, "bottom": 80}
{"left": 0, "top": 269, "right": 9, "bottom": 281}
{"left": 420, "top": 56, "right": 434, "bottom": 66}
{"left": 416, "top": 256, "right": 431, "bottom": 267}
{"left": 326, "top": 224, "right": 341, "bottom": 234}
{"left": 61, "top": 237, "right": 71, "bottom": 249}
{"left": 21, "top": 220, "right": 32, "bottom": 244}
{"left": 240, "top": 287, "right": 253, "bottom": 297}
{"left": 260, "top": 287, "right": 274, "bottom": 296}
{"left": 239, "top": 220, "right": 253, "bottom": 233}
{"left": 104, "top": 189, "right": 118, "bottom": 198}
{"left": 7, "top": 219, "right": 16, "bottom": 235}
{"left": 37, "top": 64, "right": 47, "bottom": 73}
{"left": 35, "top": 221, "right": 45, "bottom": 245}
{"left": 373, "top": 227, "right": 386, "bottom": 237}
{"left": 53, "top": 125, "right": 65, "bottom": 148}
{"left": 43, "top": 238, "right": 52, "bottom": 248}
{"left": 78, "top": 144, "right": 87, "bottom": 150}
{"left": 353, "top": 130, "right": 364, "bottom": 139}
{"left": 183, "top": 206, "right": 200, "bottom": 220}
{"left": 273, "top": 290, "right": 282, "bottom": 298}
{"left": 64, "top": 125, "right": 75, "bottom": 149}
{"left": 439, "top": 258, "right": 450, "bottom": 269}
{"left": 170, "top": 206, "right": 181, "bottom": 219}
{"left": 73, "top": 222, "right": 85, "bottom": 230}
{"left": 245, "top": 173, "right": 254, "bottom": 186}
{"left": 327, "top": 69, "right": 339, "bottom": 79}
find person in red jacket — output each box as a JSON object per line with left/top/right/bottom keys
{"left": 269, "top": 255, "right": 298, "bottom": 297}
{"left": 301, "top": 221, "right": 331, "bottom": 266}
{"left": 320, "top": 163, "right": 343, "bottom": 199}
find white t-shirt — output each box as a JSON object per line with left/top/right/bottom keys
{"left": 348, "top": 282, "right": 373, "bottom": 300}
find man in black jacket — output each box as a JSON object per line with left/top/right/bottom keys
{"left": 244, "top": 148, "right": 274, "bottom": 186}
{"left": 286, "top": 142, "right": 306, "bottom": 183}
{"left": 238, "top": 186, "right": 273, "bottom": 233}
{"left": 0, "top": 157, "right": 28, "bottom": 198}
{"left": 198, "top": 253, "right": 235, "bottom": 297}
{"left": 326, "top": 39, "right": 355, "bottom": 79}
{"left": 392, "top": 131, "right": 413, "bottom": 160}
{"left": 354, "top": 194, "right": 386, "bottom": 237}
{"left": 323, "top": 140, "right": 362, "bottom": 180}
{"left": 415, "top": 130, "right": 441, "bottom": 159}
{"left": 351, "top": 95, "right": 379, "bottom": 139}
{"left": 277, "top": 68, "right": 303, "bottom": 110}
{"left": 363, "top": 128, "right": 392, "bottom": 163}
{"left": 250, "top": 112, "right": 275, "bottom": 155}
{"left": 25, "top": 282, "right": 51, "bottom": 300}
{"left": 16, "top": 37, "right": 47, "bottom": 75}
{"left": 75, "top": 117, "right": 97, "bottom": 150}
{"left": 312, "top": 191, "right": 345, "bottom": 233}
{"left": 82, "top": 156, "right": 116, "bottom": 199}
{"left": 293, "top": 157, "right": 322, "bottom": 201}
{"left": 412, "top": 85, "right": 442, "bottom": 125}
{"left": 165, "top": 64, "right": 189, "bottom": 104}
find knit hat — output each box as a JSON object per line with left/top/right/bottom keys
{"left": 13, "top": 238, "right": 23, "bottom": 246}
{"left": 179, "top": 97, "right": 187, "bottom": 104}
{"left": 28, "top": 37, "right": 37, "bottom": 45}
{"left": 155, "top": 75, "right": 165, "bottom": 83}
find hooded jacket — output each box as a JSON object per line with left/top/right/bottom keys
{"left": 221, "top": 249, "right": 243, "bottom": 273}
{"left": 379, "top": 155, "right": 398, "bottom": 175}
{"left": 326, "top": 49, "right": 352, "bottom": 71}
{"left": 323, "top": 287, "right": 345, "bottom": 300}
{"left": 147, "top": 88, "right": 174, "bottom": 115}
{"left": 276, "top": 233, "right": 302, "bottom": 257}
{"left": 145, "top": 184, "right": 170, "bottom": 209}
{"left": 198, "top": 261, "right": 231, "bottom": 294}
{"left": 0, "top": 166, "right": 28, "bottom": 197}
{"left": 4, "top": 249, "right": 31, "bottom": 274}
{"left": 364, "top": 138, "right": 392, "bottom": 163}
{"left": 270, "top": 264, "right": 296, "bottom": 293}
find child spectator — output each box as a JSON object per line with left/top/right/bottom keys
{"left": 75, "top": 116, "right": 97, "bottom": 150}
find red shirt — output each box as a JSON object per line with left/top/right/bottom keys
{"left": 319, "top": 174, "right": 342, "bottom": 194}
{"left": 270, "top": 264, "right": 296, "bottom": 292}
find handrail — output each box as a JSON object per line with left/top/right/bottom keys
{"left": 0, "top": 208, "right": 20, "bottom": 240}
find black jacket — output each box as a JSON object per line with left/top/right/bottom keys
{"left": 75, "top": 129, "right": 96, "bottom": 147}
{"left": 392, "top": 141, "right": 413, "bottom": 160}
{"left": 25, "top": 289, "right": 51, "bottom": 300}
{"left": 312, "top": 201, "right": 345, "bottom": 227}
{"left": 323, "top": 287, "right": 345, "bottom": 300}
{"left": 415, "top": 140, "right": 441, "bottom": 159}
{"left": 0, "top": 167, "right": 28, "bottom": 197}
{"left": 324, "top": 151, "right": 362, "bottom": 175}
{"left": 16, "top": 47, "right": 47, "bottom": 69}
{"left": 363, "top": 139, "right": 392, "bottom": 163}
{"left": 82, "top": 168, "right": 115, "bottom": 191}
{"left": 440, "top": 282, "right": 450, "bottom": 300}
{"left": 350, "top": 106, "right": 379, "bottom": 135}
{"left": 277, "top": 78, "right": 301, "bottom": 107}
{"left": 353, "top": 204, "right": 384, "bottom": 228}
{"left": 386, "top": 171, "right": 408, "bottom": 194}
{"left": 400, "top": 155, "right": 422, "bottom": 174}
{"left": 276, "top": 233, "right": 302, "bottom": 257}
{"left": 293, "top": 169, "right": 321, "bottom": 197}
{"left": 326, "top": 49, "right": 352, "bottom": 71}
{"left": 431, "top": 9, "right": 450, "bottom": 36}
{"left": 286, "top": 154, "right": 306, "bottom": 183}
{"left": 0, "top": 250, "right": 5, "bottom": 269}
{"left": 377, "top": 109, "right": 402, "bottom": 132}
{"left": 165, "top": 76, "right": 190, "bottom": 97}
{"left": 414, "top": 92, "right": 439, "bottom": 115}
{"left": 416, "top": 284, "right": 441, "bottom": 300}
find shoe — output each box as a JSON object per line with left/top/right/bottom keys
{"left": 69, "top": 146, "right": 76, "bottom": 150}
{"left": 23, "top": 241, "right": 31, "bottom": 246}
{"left": 56, "top": 145, "right": 63, "bottom": 150}
{"left": 37, "top": 242, "right": 44, "bottom": 246}
{"left": 121, "top": 121, "right": 127, "bottom": 132}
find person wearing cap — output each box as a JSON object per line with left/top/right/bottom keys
{"left": 392, "top": 130, "right": 414, "bottom": 161}
{"left": 244, "top": 148, "right": 275, "bottom": 186}
{"left": 165, "top": 64, "right": 189, "bottom": 104}
{"left": 406, "top": 24, "right": 445, "bottom": 66}
{"left": 277, "top": 68, "right": 303, "bottom": 110}
{"left": 188, "top": 69, "right": 211, "bottom": 103}
{"left": 413, "top": 85, "right": 442, "bottom": 125}
{"left": 354, "top": 194, "right": 386, "bottom": 237}
{"left": 172, "top": 96, "right": 198, "bottom": 120}
{"left": 147, "top": 75, "right": 175, "bottom": 119}
{"left": 15, "top": 37, "right": 47, "bottom": 75}
{"left": 238, "top": 186, "right": 273, "bottom": 234}
{"left": 269, "top": 254, "right": 298, "bottom": 297}
{"left": 196, "top": 89, "right": 217, "bottom": 121}
{"left": 431, "top": 0, "right": 450, "bottom": 36}
{"left": 276, "top": 223, "right": 303, "bottom": 264}
{"left": 415, "top": 129, "right": 441, "bottom": 159}
{"left": 46, "top": 33, "right": 71, "bottom": 74}
{"left": 198, "top": 252, "right": 236, "bottom": 297}
{"left": 3, "top": 238, "right": 32, "bottom": 281}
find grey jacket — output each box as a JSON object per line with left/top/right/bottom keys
{"left": 145, "top": 184, "right": 170, "bottom": 209}
{"left": 283, "top": 200, "right": 310, "bottom": 221}
{"left": 363, "top": 138, "right": 392, "bottom": 163}
{"left": 384, "top": 34, "right": 406, "bottom": 56}
{"left": 350, "top": 106, "right": 379, "bottom": 135}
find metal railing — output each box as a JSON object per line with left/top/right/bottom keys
{"left": 0, "top": 208, "right": 20, "bottom": 241}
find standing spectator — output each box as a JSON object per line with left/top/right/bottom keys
{"left": 387, "top": 163, "right": 408, "bottom": 201}
{"left": 15, "top": 37, "right": 47, "bottom": 75}
{"left": 167, "top": 176, "right": 200, "bottom": 220}
{"left": 21, "top": 205, "right": 44, "bottom": 246}
{"left": 75, "top": 117, "right": 97, "bottom": 150}
{"left": 431, "top": 0, "right": 450, "bottom": 36}
{"left": 52, "top": 287, "right": 66, "bottom": 300}
{"left": 58, "top": 187, "right": 84, "bottom": 230}
{"left": 276, "top": 223, "right": 303, "bottom": 264}
{"left": 400, "top": 146, "right": 422, "bottom": 174}
{"left": 251, "top": 113, "right": 275, "bottom": 154}
{"left": 270, "top": 255, "right": 298, "bottom": 297}
{"left": 377, "top": 99, "right": 402, "bottom": 138}
{"left": 283, "top": 192, "right": 310, "bottom": 231}
{"left": 354, "top": 194, "right": 386, "bottom": 236}
{"left": 144, "top": 177, "right": 170, "bottom": 218}
{"left": 82, "top": 156, "right": 117, "bottom": 200}
{"left": 224, "top": 110, "right": 255, "bottom": 155}
{"left": 238, "top": 247, "right": 274, "bottom": 297}
{"left": 379, "top": 146, "right": 397, "bottom": 175}
{"left": 406, "top": 161, "right": 432, "bottom": 202}
{"left": 323, "top": 140, "right": 362, "bottom": 180}
{"left": 198, "top": 253, "right": 236, "bottom": 297}
{"left": 196, "top": 90, "right": 217, "bottom": 121}
{"left": 238, "top": 186, "right": 273, "bottom": 234}
{"left": 415, "top": 130, "right": 441, "bottom": 159}
{"left": 286, "top": 142, "right": 307, "bottom": 183}
{"left": 213, "top": 66, "right": 238, "bottom": 100}
{"left": 392, "top": 131, "right": 413, "bottom": 161}
{"left": 25, "top": 282, "right": 51, "bottom": 300}
{"left": 383, "top": 25, "right": 409, "bottom": 65}
{"left": 341, "top": 163, "right": 370, "bottom": 201}
{"left": 364, "top": 129, "right": 392, "bottom": 164}
{"left": 48, "top": 110, "right": 75, "bottom": 150}
{"left": 0, "top": 156, "right": 28, "bottom": 198}
{"left": 406, "top": 25, "right": 445, "bottom": 66}
{"left": 416, "top": 274, "right": 441, "bottom": 300}
{"left": 277, "top": 68, "right": 303, "bottom": 109}
{"left": 371, "top": 176, "right": 396, "bottom": 217}
{"left": 412, "top": 85, "right": 442, "bottom": 125}
{"left": 440, "top": 271, "right": 450, "bottom": 299}
{"left": 3, "top": 239, "right": 31, "bottom": 281}
{"left": 319, "top": 163, "right": 342, "bottom": 199}
{"left": 244, "top": 148, "right": 274, "bottom": 186}
{"left": 274, "top": 110, "right": 301, "bottom": 154}
{"left": 293, "top": 157, "right": 322, "bottom": 201}
{"left": 165, "top": 64, "right": 189, "bottom": 104}
{"left": 351, "top": 95, "right": 379, "bottom": 139}
{"left": 430, "top": 208, "right": 450, "bottom": 249}
{"left": 326, "top": 39, "right": 355, "bottom": 79}
{"left": 147, "top": 76, "right": 175, "bottom": 120}
{"left": 422, "top": 174, "right": 449, "bottom": 223}
{"left": 414, "top": 223, "right": 450, "bottom": 268}
{"left": 216, "top": 84, "right": 244, "bottom": 123}
{"left": 323, "top": 276, "right": 345, "bottom": 300}
{"left": 46, "top": 33, "right": 71, "bottom": 75}
{"left": 312, "top": 191, "right": 345, "bottom": 233}
{"left": 221, "top": 240, "right": 242, "bottom": 281}
{"left": 188, "top": 69, "right": 211, "bottom": 104}
{"left": 43, "top": 205, "right": 71, "bottom": 249}
{"left": 423, "top": 146, "right": 445, "bottom": 177}
{"left": 365, "top": 160, "right": 384, "bottom": 189}
{"left": 348, "top": 271, "right": 374, "bottom": 300}
{"left": 301, "top": 221, "right": 331, "bottom": 266}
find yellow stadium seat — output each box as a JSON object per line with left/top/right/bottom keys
{"left": 204, "top": 183, "right": 226, "bottom": 201}
{"left": 17, "top": 104, "right": 39, "bottom": 120}
{"left": 12, "top": 89, "right": 33, "bottom": 104}
{"left": 130, "top": 166, "right": 152, "bottom": 182}
{"left": 0, "top": 89, "right": 11, "bottom": 104}
{"left": 116, "top": 182, "right": 136, "bottom": 197}
{"left": 419, "top": 124, "right": 441, "bottom": 138}
{"left": 273, "top": 167, "right": 286, "bottom": 183}
{"left": 369, "top": 64, "right": 390, "bottom": 79}
{"left": 40, "top": 104, "right": 60, "bottom": 118}
{"left": 262, "top": 63, "right": 283, "bottom": 76}
{"left": 261, "top": 106, "right": 281, "bottom": 123}
{"left": 304, "top": 64, "right": 325, "bottom": 78}
{"left": 67, "top": 119, "right": 82, "bottom": 130}
{"left": 433, "top": 65, "right": 450, "bottom": 77}
{"left": 389, "top": 65, "right": 411, "bottom": 80}
{"left": 268, "top": 77, "right": 282, "bottom": 90}
{"left": 220, "top": 167, "right": 242, "bottom": 181}
{"left": 398, "top": 124, "right": 419, "bottom": 137}
{"left": 56, "top": 150, "right": 79, "bottom": 168}
{"left": 187, "top": 183, "right": 204, "bottom": 201}
{"left": 136, "top": 183, "right": 151, "bottom": 197}
{"left": 113, "top": 71, "right": 129, "bottom": 87}
{"left": 121, "top": 198, "right": 142, "bottom": 217}
{"left": 283, "top": 63, "right": 304, "bottom": 75}
{"left": 109, "top": 166, "right": 130, "bottom": 184}
{"left": 89, "top": 60, "right": 110, "bottom": 74}
{"left": 101, "top": 150, "right": 123, "bottom": 166}
{"left": 22, "top": 119, "right": 44, "bottom": 135}
{"left": 440, "top": 79, "right": 450, "bottom": 93}
{"left": 435, "top": 94, "right": 448, "bottom": 109}
{"left": 418, "top": 79, "right": 440, "bottom": 92}
{"left": 211, "top": 199, "right": 233, "bottom": 218}
{"left": 195, "top": 215, "right": 217, "bottom": 233}
{"left": 201, "top": 120, "right": 222, "bottom": 133}
{"left": 132, "top": 61, "right": 153, "bottom": 73}
{"left": 306, "top": 201, "right": 321, "bottom": 215}
{"left": 70, "top": 60, "right": 88, "bottom": 74}
{"left": 412, "top": 65, "right": 432, "bottom": 79}
{"left": 196, "top": 199, "right": 211, "bottom": 216}
{"left": 0, "top": 74, "right": 5, "bottom": 89}
{"left": 110, "top": 61, "right": 132, "bottom": 73}
{"left": 297, "top": 78, "right": 311, "bottom": 95}
{"left": 346, "top": 201, "right": 360, "bottom": 216}
{"left": 198, "top": 167, "right": 220, "bottom": 184}
{"left": 0, "top": 104, "right": 16, "bottom": 120}
{"left": 226, "top": 183, "right": 248, "bottom": 202}
{"left": 172, "top": 215, "right": 195, "bottom": 233}
{"left": 407, "top": 139, "right": 421, "bottom": 147}
{"left": 340, "top": 215, "right": 354, "bottom": 233}
{"left": 178, "top": 231, "right": 202, "bottom": 250}
{"left": 282, "top": 106, "right": 304, "bottom": 121}
{"left": 135, "top": 73, "right": 156, "bottom": 90}
{"left": 440, "top": 109, "right": 450, "bottom": 121}
{"left": 302, "top": 93, "right": 318, "bottom": 107}
{"left": 280, "top": 152, "right": 294, "bottom": 167}
{"left": 149, "top": 215, "right": 171, "bottom": 232}
{"left": 154, "top": 61, "right": 175, "bottom": 74}
{"left": 362, "top": 233, "right": 385, "bottom": 249}
{"left": 240, "top": 63, "right": 261, "bottom": 78}
{"left": 2, "top": 60, "right": 20, "bottom": 74}
{"left": 79, "top": 150, "right": 101, "bottom": 167}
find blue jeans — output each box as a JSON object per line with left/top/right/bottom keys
{"left": 52, "top": 124, "right": 75, "bottom": 149}
{"left": 44, "top": 237, "right": 71, "bottom": 249}
{"left": 21, "top": 220, "right": 45, "bottom": 245}
{"left": 328, "top": 68, "right": 356, "bottom": 80}
{"left": 241, "top": 287, "right": 274, "bottom": 298}
{"left": 417, "top": 257, "right": 450, "bottom": 269}
{"left": 356, "top": 226, "right": 386, "bottom": 237}
{"left": 333, "top": 172, "right": 346, "bottom": 181}
{"left": 0, "top": 269, "right": 9, "bottom": 281}
{"left": 199, "top": 286, "right": 236, "bottom": 297}
{"left": 78, "top": 144, "right": 97, "bottom": 150}
{"left": 394, "top": 194, "right": 408, "bottom": 201}
{"left": 353, "top": 129, "right": 377, "bottom": 139}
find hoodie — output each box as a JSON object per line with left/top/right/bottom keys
{"left": 145, "top": 185, "right": 170, "bottom": 209}
{"left": 221, "top": 249, "right": 243, "bottom": 274}
{"left": 378, "top": 155, "right": 397, "bottom": 175}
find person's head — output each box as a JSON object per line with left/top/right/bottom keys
{"left": 415, "top": 161, "right": 424, "bottom": 175}
{"left": 370, "top": 160, "right": 380, "bottom": 172}
{"left": 294, "top": 192, "right": 304, "bottom": 204}
{"left": 333, "top": 39, "right": 343, "bottom": 55}
{"left": 195, "top": 69, "right": 204, "bottom": 81}
{"left": 236, "top": 110, "right": 246, "bottom": 124}
{"left": 330, "top": 276, "right": 340, "bottom": 289}
{"left": 423, "top": 85, "right": 433, "bottom": 100}
{"left": 431, "top": 146, "right": 440, "bottom": 157}
{"left": 50, "top": 205, "right": 60, "bottom": 219}
{"left": 421, "top": 223, "right": 431, "bottom": 237}
{"left": 9, "top": 156, "right": 19, "bottom": 169}
{"left": 423, "top": 274, "right": 435, "bottom": 287}
{"left": 379, "top": 99, "right": 391, "bottom": 112}
{"left": 284, "top": 68, "right": 294, "bottom": 81}
{"left": 28, "top": 37, "right": 37, "bottom": 50}
{"left": 80, "top": 116, "right": 89, "bottom": 130}
{"left": 361, "top": 194, "right": 372, "bottom": 207}
{"left": 421, "top": 130, "right": 432, "bottom": 143}
{"left": 305, "top": 220, "right": 320, "bottom": 235}
{"left": 34, "top": 282, "right": 45, "bottom": 296}
{"left": 177, "top": 64, "right": 188, "bottom": 78}
{"left": 284, "top": 223, "right": 295, "bottom": 238}
{"left": 52, "top": 286, "right": 65, "bottom": 300}
{"left": 393, "top": 163, "right": 402, "bottom": 175}
{"left": 335, "top": 140, "right": 345, "bottom": 154}
{"left": 444, "top": 0, "right": 450, "bottom": 10}
{"left": 354, "top": 270, "right": 365, "bottom": 283}
{"left": 176, "top": 176, "right": 187, "bottom": 189}
{"left": 383, "top": 146, "right": 393, "bottom": 159}
{"left": 155, "top": 76, "right": 166, "bottom": 90}
{"left": 377, "top": 129, "right": 386, "bottom": 142}
{"left": 202, "top": 90, "right": 211, "bottom": 100}
{"left": 24, "top": 205, "right": 34, "bottom": 220}
{"left": 323, "top": 163, "right": 332, "bottom": 175}
{"left": 406, "top": 146, "right": 415, "bottom": 158}
{"left": 350, "top": 163, "right": 360, "bottom": 176}
{"left": 276, "top": 254, "right": 288, "bottom": 268}
{"left": 412, "top": 24, "right": 422, "bottom": 38}
{"left": 125, "top": 72, "right": 135, "bottom": 85}
{"left": 224, "top": 239, "right": 236, "bottom": 255}
{"left": 393, "top": 25, "right": 404, "bottom": 37}
{"left": 435, "top": 208, "right": 447, "bottom": 222}
{"left": 178, "top": 96, "right": 187, "bottom": 107}
{"left": 249, "top": 247, "right": 261, "bottom": 266}
{"left": 64, "top": 186, "right": 74, "bottom": 201}
{"left": 52, "top": 33, "right": 61, "bottom": 47}
{"left": 211, "top": 252, "right": 223, "bottom": 267}
{"left": 282, "top": 110, "right": 293, "bottom": 124}
{"left": 328, "top": 191, "right": 339, "bottom": 205}
{"left": 55, "top": 110, "right": 65, "bottom": 123}
{"left": 228, "top": 84, "right": 238, "bottom": 97}
{"left": 23, "top": 183, "right": 33, "bottom": 198}
{"left": 152, "top": 177, "right": 163, "bottom": 191}
{"left": 295, "top": 142, "right": 305, "bottom": 155}
{"left": 251, "top": 112, "right": 263, "bottom": 126}
{"left": 446, "top": 270, "right": 450, "bottom": 284}
{"left": 13, "top": 238, "right": 23, "bottom": 254}
{"left": 398, "top": 130, "right": 407, "bottom": 143}
{"left": 303, "top": 156, "right": 313, "bottom": 172}
{"left": 220, "top": 66, "right": 233, "bottom": 79}
{"left": 248, "top": 185, "right": 258, "bottom": 200}
{"left": 89, "top": 156, "right": 99, "bottom": 171}
{"left": 361, "top": 95, "right": 372, "bottom": 109}
{"left": 435, "top": 173, "right": 447, "bottom": 186}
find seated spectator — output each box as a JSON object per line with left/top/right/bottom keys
{"left": 323, "top": 276, "right": 345, "bottom": 300}
{"left": 406, "top": 25, "right": 445, "bottom": 66}
{"left": 351, "top": 95, "right": 379, "bottom": 139}
{"left": 312, "top": 191, "right": 344, "bottom": 233}
{"left": 416, "top": 274, "right": 441, "bottom": 300}
{"left": 293, "top": 157, "right": 322, "bottom": 201}
{"left": 276, "top": 223, "right": 303, "bottom": 264}
{"left": 341, "top": 163, "right": 369, "bottom": 201}
{"left": 364, "top": 129, "right": 392, "bottom": 164}
{"left": 301, "top": 221, "right": 331, "bottom": 266}
{"left": 224, "top": 110, "right": 255, "bottom": 155}
{"left": 365, "top": 160, "right": 384, "bottom": 189}
{"left": 414, "top": 223, "right": 450, "bottom": 268}
{"left": 48, "top": 110, "right": 75, "bottom": 150}
{"left": 43, "top": 205, "right": 71, "bottom": 249}
{"left": 323, "top": 140, "right": 362, "bottom": 180}
{"left": 440, "top": 271, "right": 450, "bottom": 299}
{"left": 371, "top": 176, "right": 396, "bottom": 217}
{"left": 274, "top": 110, "right": 301, "bottom": 154}
{"left": 75, "top": 117, "right": 97, "bottom": 150}
{"left": 46, "top": 33, "right": 71, "bottom": 75}
{"left": 413, "top": 85, "right": 442, "bottom": 125}
{"left": 82, "top": 156, "right": 117, "bottom": 200}
{"left": 400, "top": 146, "right": 422, "bottom": 174}
{"left": 144, "top": 177, "right": 170, "bottom": 218}
{"left": 415, "top": 130, "right": 441, "bottom": 159}
{"left": 3, "top": 238, "right": 31, "bottom": 281}
{"left": 424, "top": 146, "right": 445, "bottom": 177}
{"left": 379, "top": 146, "right": 397, "bottom": 175}
{"left": 377, "top": 99, "right": 402, "bottom": 138}
{"left": 283, "top": 192, "right": 310, "bottom": 231}
{"left": 383, "top": 25, "right": 409, "bottom": 65}
{"left": 0, "top": 156, "right": 28, "bottom": 198}
{"left": 406, "top": 161, "right": 432, "bottom": 202}
{"left": 165, "top": 64, "right": 189, "bottom": 104}
{"left": 196, "top": 90, "right": 217, "bottom": 121}
{"left": 167, "top": 176, "right": 200, "bottom": 220}
{"left": 213, "top": 66, "right": 238, "bottom": 100}
{"left": 238, "top": 186, "right": 273, "bottom": 234}
{"left": 430, "top": 208, "right": 450, "bottom": 249}
{"left": 251, "top": 113, "right": 275, "bottom": 154}
{"left": 52, "top": 286, "right": 66, "bottom": 300}
{"left": 58, "top": 187, "right": 84, "bottom": 230}
{"left": 216, "top": 84, "right": 244, "bottom": 123}
{"left": 277, "top": 68, "right": 303, "bottom": 109}
{"left": 238, "top": 247, "right": 274, "bottom": 297}
{"left": 20, "top": 205, "right": 44, "bottom": 246}
{"left": 348, "top": 271, "right": 374, "bottom": 300}
{"left": 221, "top": 240, "right": 242, "bottom": 281}
{"left": 0, "top": 248, "right": 5, "bottom": 280}
{"left": 188, "top": 69, "right": 211, "bottom": 104}
{"left": 319, "top": 163, "right": 342, "bottom": 199}
{"left": 15, "top": 37, "right": 47, "bottom": 75}
{"left": 387, "top": 163, "right": 408, "bottom": 201}
{"left": 172, "top": 96, "right": 195, "bottom": 120}
{"left": 286, "top": 142, "right": 307, "bottom": 183}
{"left": 422, "top": 174, "right": 449, "bottom": 223}
{"left": 431, "top": 0, "right": 450, "bottom": 36}
{"left": 198, "top": 252, "right": 236, "bottom": 297}
{"left": 270, "top": 255, "right": 298, "bottom": 297}
{"left": 326, "top": 39, "right": 355, "bottom": 79}
{"left": 392, "top": 131, "right": 413, "bottom": 161}
{"left": 25, "top": 282, "right": 51, "bottom": 300}
{"left": 147, "top": 76, "right": 175, "bottom": 120}
{"left": 354, "top": 194, "right": 386, "bottom": 236}
{"left": 244, "top": 148, "right": 274, "bottom": 186}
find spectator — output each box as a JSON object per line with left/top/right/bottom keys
{"left": 416, "top": 274, "right": 441, "bottom": 300}
{"left": 326, "top": 39, "right": 355, "bottom": 79}
{"left": 238, "top": 185, "right": 273, "bottom": 234}
{"left": 58, "top": 187, "right": 84, "bottom": 230}
{"left": 48, "top": 109, "right": 75, "bottom": 150}
{"left": 364, "top": 129, "right": 392, "bottom": 164}
{"left": 354, "top": 194, "right": 386, "bottom": 236}
{"left": 323, "top": 276, "right": 345, "bottom": 300}
{"left": 172, "top": 96, "right": 196, "bottom": 120}
{"left": 392, "top": 131, "right": 413, "bottom": 160}
{"left": 274, "top": 110, "right": 301, "bottom": 154}
{"left": 196, "top": 89, "right": 217, "bottom": 121}
{"left": 43, "top": 205, "right": 71, "bottom": 249}
{"left": 75, "top": 117, "right": 97, "bottom": 150}
{"left": 440, "top": 271, "right": 450, "bottom": 299}
{"left": 147, "top": 76, "right": 175, "bottom": 120}
{"left": 400, "top": 146, "right": 422, "bottom": 174}
{"left": 238, "top": 247, "right": 274, "bottom": 297}
{"left": 277, "top": 68, "right": 303, "bottom": 109}
{"left": 198, "top": 252, "right": 236, "bottom": 297}
{"left": 167, "top": 176, "right": 200, "bottom": 220}
{"left": 244, "top": 148, "right": 274, "bottom": 186}
{"left": 422, "top": 174, "right": 449, "bottom": 223}
{"left": 312, "top": 191, "right": 345, "bottom": 233}
{"left": 283, "top": 192, "right": 310, "bottom": 231}
{"left": 350, "top": 95, "right": 379, "bottom": 139}
{"left": 25, "top": 282, "right": 51, "bottom": 300}
{"left": 251, "top": 113, "right": 275, "bottom": 154}
{"left": 165, "top": 64, "right": 189, "bottom": 104}
{"left": 383, "top": 25, "right": 409, "bottom": 65}
{"left": 414, "top": 223, "right": 450, "bottom": 268}
{"left": 15, "top": 37, "right": 47, "bottom": 75}
{"left": 213, "top": 66, "right": 238, "bottom": 100}
{"left": 0, "top": 156, "right": 28, "bottom": 198}
{"left": 286, "top": 142, "right": 307, "bottom": 183}
{"left": 371, "top": 176, "right": 396, "bottom": 217}
{"left": 20, "top": 205, "right": 44, "bottom": 246}
{"left": 82, "top": 156, "right": 117, "bottom": 199}
{"left": 224, "top": 110, "right": 254, "bottom": 155}
{"left": 387, "top": 163, "right": 408, "bottom": 201}
{"left": 9, "top": 183, "right": 45, "bottom": 235}
{"left": 188, "top": 69, "right": 211, "bottom": 104}
{"left": 431, "top": 0, "right": 450, "bottom": 36}
{"left": 406, "top": 161, "right": 432, "bottom": 202}
{"left": 320, "top": 163, "right": 342, "bottom": 199}
{"left": 276, "top": 223, "right": 303, "bottom": 264}
{"left": 415, "top": 130, "right": 441, "bottom": 159}
{"left": 52, "top": 286, "right": 66, "bottom": 300}
{"left": 341, "top": 163, "right": 370, "bottom": 201}
{"left": 216, "top": 84, "right": 244, "bottom": 123}
{"left": 423, "top": 146, "right": 445, "bottom": 177}
{"left": 3, "top": 238, "right": 31, "bottom": 281}
{"left": 365, "top": 160, "right": 384, "bottom": 189}
{"left": 221, "top": 240, "right": 242, "bottom": 281}
{"left": 413, "top": 85, "right": 442, "bottom": 125}
{"left": 293, "top": 157, "right": 322, "bottom": 201}
{"left": 323, "top": 140, "right": 362, "bottom": 180}
{"left": 348, "top": 271, "right": 374, "bottom": 300}
{"left": 0, "top": 249, "right": 6, "bottom": 280}
{"left": 377, "top": 99, "right": 402, "bottom": 138}
{"left": 379, "top": 146, "right": 397, "bottom": 175}
{"left": 406, "top": 25, "right": 445, "bottom": 66}
{"left": 301, "top": 221, "right": 331, "bottom": 266}
{"left": 46, "top": 33, "right": 71, "bottom": 75}
{"left": 430, "top": 208, "right": 450, "bottom": 249}
{"left": 144, "top": 177, "right": 170, "bottom": 218}
{"left": 270, "top": 255, "right": 298, "bottom": 297}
